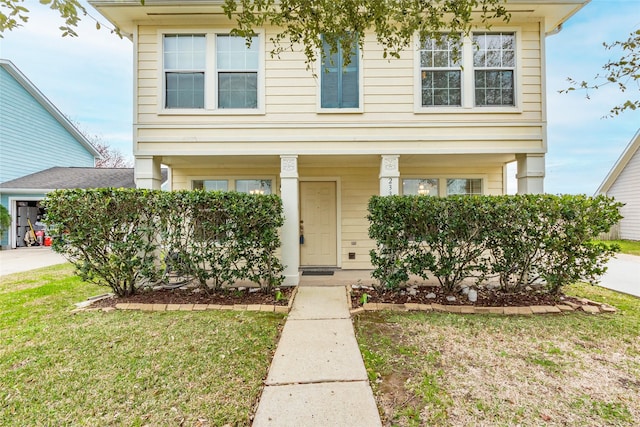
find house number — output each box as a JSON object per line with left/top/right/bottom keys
{"left": 388, "top": 178, "right": 393, "bottom": 195}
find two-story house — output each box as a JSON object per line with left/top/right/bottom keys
{"left": 89, "top": 0, "right": 588, "bottom": 286}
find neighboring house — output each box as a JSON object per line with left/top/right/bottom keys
{"left": 0, "top": 59, "right": 101, "bottom": 247}
{"left": 0, "top": 59, "right": 100, "bottom": 183}
{"left": 90, "top": 0, "right": 589, "bottom": 285}
{"left": 596, "top": 129, "right": 640, "bottom": 241}
{"left": 0, "top": 167, "right": 168, "bottom": 248}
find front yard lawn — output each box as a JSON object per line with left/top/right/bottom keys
{"left": 0, "top": 264, "right": 285, "bottom": 426}
{"left": 355, "top": 283, "right": 640, "bottom": 426}
{"left": 600, "top": 239, "right": 640, "bottom": 256}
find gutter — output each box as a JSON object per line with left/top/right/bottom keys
{"left": 0, "top": 189, "right": 56, "bottom": 195}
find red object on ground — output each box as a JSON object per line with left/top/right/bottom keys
{"left": 44, "top": 236, "right": 52, "bottom": 246}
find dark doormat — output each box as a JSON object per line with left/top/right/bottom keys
{"left": 301, "top": 270, "right": 335, "bottom": 276}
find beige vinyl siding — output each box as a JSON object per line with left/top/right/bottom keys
{"left": 134, "top": 21, "right": 544, "bottom": 154}
{"left": 608, "top": 149, "right": 640, "bottom": 240}
{"left": 170, "top": 161, "right": 504, "bottom": 270}
{"left": 172, "top": 165, "right": 378, "bottom": 269}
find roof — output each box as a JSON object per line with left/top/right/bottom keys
{"left": 89, "top": 0, "right": 590, "bottom": 37}
{"left": 596, "top": 129, "right": 640, "bottom": 195}
{"left": 0, "top": 59, "right": 101, "bottom": 159}
{"left": 0, "top": 167, "right": 167, "bottom": 192}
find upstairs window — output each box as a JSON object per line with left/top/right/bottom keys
{"left": 420, "top": 35, "right": 462, "bottom": 107}
{"left": 216, "top": 35, "right": 259, "bottom": 109}
{"left": 162, "top": 32, "right": 262, "bottom": 111}
{"left": 164, "top": 34, "right": 206, "bottom": 109}
{"left": 321, "top": 37, "right": 359, "bottom": 108}
{"left": 473, "top": 32, "right": 515, "bottom": 106}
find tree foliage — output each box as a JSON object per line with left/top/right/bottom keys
{"left": 2, "top": 0, "right": 510, "bottom": 66}
{"left": 223, "top": 0, "right": 510, "bottom": 66}
{"left": 94, "top": 141, "right": 132, "bottom": 168}
{"left": 561, "top": 28, "right": 640, "bottom": 116}
{"left": 1, "top": 0, "right": 86, "bottom": 37}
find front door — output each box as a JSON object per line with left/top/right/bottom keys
{"left": 299, "top": 181, "right": 337, "bottom": 266}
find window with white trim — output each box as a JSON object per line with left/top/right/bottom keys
{"left": 193, "top": 180, "right": 228, "bottom": 191}
{"left": 415, "top": 31, "right": 518, "bottom": 111}
{"left": 236, "top": 179, "right": 272, "bottom": 195}
{"left": 446, "top": 178, "right": 482, "bottom": 195}
{"left": 164, "top": 34, "right": 206, "bottom": 109}
{"left": 162, "top": 32, "right": 261, "bottom": 111}
{"left": 473, "top": 32, "right": 515, "bottom": 106}
{"left": 193, "top": 179, "right": 272, "bottom": 194}
{"left": 321, "top": 37, "right": 359, "bottom": 108}
{"left": 420, "top": 35, "right": 461, "bottom": 107}
{"left": 402, "top": 178, "right": 483, "bottom": 196}
{"left": 402, "top": 178, "right": 439, "bottom": 196}
{"left": 216, "top": 35, "right": 259, "bottom": 109}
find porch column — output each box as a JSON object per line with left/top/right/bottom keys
{"left": 280, "top": 155, "right": 300, "bottom": 286}
{"left": 516, "top": 153, "right": 545, "bottom": 194}
{"left": 135, "top": 156, "right": 162, "bottom": 190}
{"left": 379, "top": 155, "right": 400, "bottom": 195}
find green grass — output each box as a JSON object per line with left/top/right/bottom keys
{"left": 597, "top": 239, "right": 640, "bottom": 256}
{"left": 355, "top": 283, "right": 640, "bottom": 426}
{"left": 0, "top": 265, "right": 285, "bottom": 426}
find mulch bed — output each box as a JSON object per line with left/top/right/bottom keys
{"left": 87, "top": 284, "right": 591, "bottom": 311}
{"left": 90, "top": 286, "right": 293, "bottom": 309}
{"left": 350, "top": 285, "right": 586, "bottom": 308}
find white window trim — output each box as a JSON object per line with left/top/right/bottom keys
{"left": 316, "top": 39, "right": 364, "bottom": 114}
{"left": 189, "top": 175, "right": 278, "bottom": 194}
{"left": 413, "top": 28, "right": 522, "bottom": 114}
{"left": 401, "top": 175, "right": 488, "bottom": 197}
{"left": 157, "top": 28, "right": 266, "bottom": 116}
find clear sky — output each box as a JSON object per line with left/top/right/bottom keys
{"left": 1, "top": 0, "right": 638, "bottom": 194}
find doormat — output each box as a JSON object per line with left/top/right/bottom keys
{"left": 302, "top": 270, "right": 335, "bottom": 276}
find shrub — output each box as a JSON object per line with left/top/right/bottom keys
{"left": 368, "top": 194, "right": 622, "bottom": 295}
{"left": 44, "top": 189, "right": 285, "bottom": 297}
{"left": 44, "top": 189, "right": 160, "bottom": 297}
{"left": 0, "top": 204, "right": 10, "bottom": 242}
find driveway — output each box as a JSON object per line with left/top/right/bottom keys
{"left": 0, "top": 247, "right": 67, "bottom": 277}
{"left": 598, "top": 253, "right": 640, "bottom": 298}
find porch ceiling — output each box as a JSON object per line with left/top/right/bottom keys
{"left": 160, "top": 153, "right": 517, "bottom": 169}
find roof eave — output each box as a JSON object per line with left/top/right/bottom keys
{"left": 596, "top": 129, "right": 640, "bottom": 195}
{"left": 89, "top": 0, "right": 591, "bottom": 36}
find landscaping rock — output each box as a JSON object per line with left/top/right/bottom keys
{"left": 426, "top": 292, "right": 437, "bottom": 299}
{"left": 446, "top": 295, "right": 456, "bottom": 302}
{"left": 468, "top": 289, "right": 478, "bottom": 303}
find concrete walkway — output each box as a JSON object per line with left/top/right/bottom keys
{"left": 598, "top": 253, "right": 640, "bottom": 298}
{"left": 0, "top": 247, "right": 67, "bottom": 277}
{"left": 252, "top": 286, "right": 382, "bottom": 426}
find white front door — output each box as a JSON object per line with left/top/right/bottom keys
{"left": 299, "top": 181, "right": 337, "bottom": 266}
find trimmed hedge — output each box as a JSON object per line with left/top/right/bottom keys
{"left": 44, "top": 189, "right": 284, "bottom": 297}
{"left": 368, "top": 194, "right": 622, "bottom": 294}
